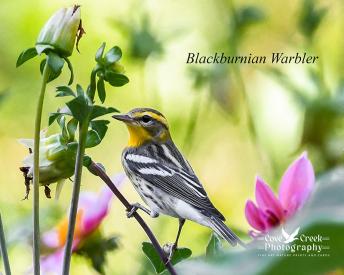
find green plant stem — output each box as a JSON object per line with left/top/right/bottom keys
{"left": 62, "top": 120, "right": 89, "bottom": 274}
{"left": 33, "top": 64, "right": 51, "bottom": 275}
{"left": 0, "top": 214, "right": 11, "bottom": 275}
{"left": 232, "top": 66, "right": 256, "bottom": 138}
{"left": 183, "top": 95, "right": 201, "bottom": 154}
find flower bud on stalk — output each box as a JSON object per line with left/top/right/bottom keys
{"left": 16, "top": 6, "right": 84, "bottom": 273}
{"left": 19, "top": 133, "right": 77, "bottom": 199}
{"left": 36, "top": 5, "right": 83, "bottom": 57}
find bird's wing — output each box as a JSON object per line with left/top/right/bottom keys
{"left": 124, "top": 144, "right": 225, "bottom": 220}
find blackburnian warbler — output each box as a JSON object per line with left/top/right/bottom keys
{"left": 113, "top": 108, "right": 245, "bottom": 250}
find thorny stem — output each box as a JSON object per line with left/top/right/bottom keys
{"left": 88, "top": 161, "right": 178, "bottom": 275}
{"left": 32, "top": 64, "right": 51, "bottom": 274}
{"left": 0, "top": 214, "right": 11, "bottom": 275}
{"left": 62, "top": 121, "right": 89, "bottom": 274}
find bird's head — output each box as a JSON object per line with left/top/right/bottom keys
{"left": 113, "top": 108, "right": 171, "bottom": 147}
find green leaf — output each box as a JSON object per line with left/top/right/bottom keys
{"left": 206, "top": 233, "right": 222, "bottom": 258}
{"left": 171, "top": 247, "right": 192, "bottom": 267}
{"left": 47, "top": 71, "right": 63, "bottom": 83}
{"left": 90, "top": 105, "right": 119, "bottom": 120}
{"left": 104, "top": 71, "right": 129, "bottom": 87}
{"left": 67, "top": 118, "right": 78, "bottom": 140}
{"left": 83, "top": 155, "right": 93, "bottom": 168}
{"left": 97, "top": 77, "right": 106, "bottom": 103}
{"left": 64, "top": 57, "right": 74, "bottom": 85}
{"left": 86, "top": 129, "right": 101, "bottom": 148}
{"left": 142, "top": 242, "right": 166, "bottom": 274}
{"left": 48, "top": 112, "right": 61, "bottom": 126}
{"left": 76, "top": 231, "right": 119, "bottom": 275}
{"left": 299, "top": 0, "right": 327, "bottom": 38}
{"left": 47, "top": 51, "right": 64, "bottom": 74}
{"left": 48, "top": 106, "right": 75, "bottom": 126}
{"left": 56, "top": 86, "right": 75, "bottom": 97}
{"left": 90, "top": 120, "right": 109, "bottom": 140}
{"left": 235, "top": 6, "right": 265, "bottom": 29}
{"left": 57, "top": 115, "right": 68, "bottom": 140}
{"left": 40, "top": 59, "right": 46, "bottom": 75}
{"left": 142, "top": 242, "right": 192, "bottom": 274}
{"left": 86, "top": 120, "right": 111, "bottom": 148}
{"left": 67, "top": 141, "right": 78, "bottom": 152}
{"left": 35, "top": 44, "right": 54, "bottom": 55}
{"left": 76, "top": 84, "right": 84, "bottom": 97}
{"left": 16, "top": 47, "right": 38, "bottom": 67}
{"left": 129, "top": 16, "right": 163, "bottom": 60}
{"left": 104, "top": 46, "right": 122, "bottom": 64}
{"left": 95, "top": 42, "right": 106, "bottom": 62}
{"left": 66, "top": 95, "right": 91, "bottom": 122}
{"left": 40, "top": 52, "right": 65, "bottom": 83}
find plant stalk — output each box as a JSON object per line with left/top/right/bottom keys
{"left": 0, "top": 214, "right": 11, "bottom": 275}
{"left": 32, "top": 64, "right": 51, "bottom": 275}
{"left": 88, "top": 161, "right": 178, "bottom": 275}
{"left": 183, "top": 95, "right": 201, "bottom": 153}
{"left": 62, "top": 121, "right": 89, "bottom": 274}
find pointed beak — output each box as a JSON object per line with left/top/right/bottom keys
{"left": 112, "top": 114, "right": 134, "bottom": 123}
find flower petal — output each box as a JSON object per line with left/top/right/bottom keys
{"left": 255, "top": 176, "right": 284, "bottom": 220}
{"left": 42, "top": 230, "right": 60, "bottom": 249}
{"left": 278, "top": 152, "right": 315, "bottom": 216}
{"left": 245, "top": 200, "right": 266, "bottom": 231}
{"left": 18, "top": 138, "right": 34, "bottom": 149}
{"left": 40, "top": 249, "right": 64, "bottom": 275}
{"left": 81, "top": 173, "right": 126, "bottom": 235}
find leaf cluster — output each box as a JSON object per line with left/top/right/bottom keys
{"left": 89, "top": 43, "right": 129, "bottom": 103}
{"left": 17, "top": 48, "right": 74, "bottom": 85}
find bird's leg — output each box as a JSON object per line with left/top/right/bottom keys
{"left": 127, "top": 203, "right": 158, "bottom": 218}
{"left": 167, "top": 218, "right": 186, "bottom": 262}
{"left": 174, "top": 218, "right": 186, "bottom": 249}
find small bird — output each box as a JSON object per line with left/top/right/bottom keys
{"left": 113, "top": 108, "right": 244, "bottom": 251}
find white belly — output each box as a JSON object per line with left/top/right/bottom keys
{"left": 127, "top": 174, "right": 210, "bottom": 226}
{"left": 122, "top": 154, "right": 211, "bottom": 227}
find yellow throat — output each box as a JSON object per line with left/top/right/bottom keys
{"left": 126, "top": 124, "right": 151, "bottom": 147}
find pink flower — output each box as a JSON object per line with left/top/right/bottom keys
{"left": 245, "top": 152, "right": 315, "bottom": 236}
{"left": 39, "top": 174, "right": 125, "bottom": 275}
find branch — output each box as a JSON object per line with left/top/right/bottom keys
{"left": 88, "top": 161, "right": 177, "bottom": 275}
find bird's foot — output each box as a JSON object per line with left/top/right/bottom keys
{"left": 163, "top": 243, "right": 177, "bottom": 264}
{"left": 127, "top": 203, "right": 154, "bottom": 218}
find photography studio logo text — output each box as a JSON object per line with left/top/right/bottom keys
{"left": 258, "top": 227, "right": 330, "bottom": 257}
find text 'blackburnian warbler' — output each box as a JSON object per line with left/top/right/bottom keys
{"left": 113, "top": 108, "right": 245, "bottom": 250}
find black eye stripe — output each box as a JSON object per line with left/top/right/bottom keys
{"left": 133, "top": 114, "right": 168, "bottom": 129}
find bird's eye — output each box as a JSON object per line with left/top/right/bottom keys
{"left": 141, "top": 115, "right": 152, "bottom": 123}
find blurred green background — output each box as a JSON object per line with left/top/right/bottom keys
{"left": 0, "top": 0, "right": 343, "bottom": 274}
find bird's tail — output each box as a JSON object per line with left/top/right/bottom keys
{"left": 209, "top": 216, "right": 246, "bottom": 248}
